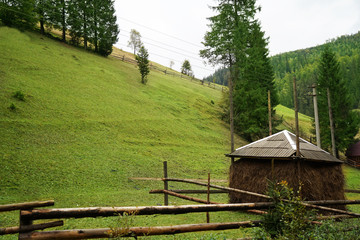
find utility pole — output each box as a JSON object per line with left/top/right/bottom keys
{"left": 293, "top": 77, "right": 300, "bottom": 157}
{"left": 268, "top": 90, "right": 272, "bottom": 136}
{"left": 309, "top": 84, "right": 321, "bottom": 148}
{"left": 327, "top": 88, "right": 337, "bottom": 156}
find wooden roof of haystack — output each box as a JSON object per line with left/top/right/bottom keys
{"left": 227, "top": 130, "right": 342, "bottom": 163}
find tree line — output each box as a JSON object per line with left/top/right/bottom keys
{"left": 0, "top": 0, "right": 119, "bottom": 56}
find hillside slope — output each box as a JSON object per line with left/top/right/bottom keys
{"left": 0, "top": 26, "right": 248, "bottom": 201}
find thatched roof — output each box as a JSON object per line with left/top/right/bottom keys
{"left": 227, "top": 130, "right": 342, "bottom": 163}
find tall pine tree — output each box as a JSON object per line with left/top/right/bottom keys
{"left": 234, "top": 21, "right": 278, "bottom": 141}
{"left": 201, "top": 0, "right": 277, "bottom": 142}
{"left": 317, "top": 45, "right": 359, "bottom": 155}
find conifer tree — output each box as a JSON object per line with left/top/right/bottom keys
{"left": 96, "top": 0, "right": 118, "bottom": 56}
{"left": 234, "top": 21, "right": 278, "bottom": 140}
{"left": 317, "top": 45, "right": 359, "bottom": 155}
{"left": 201, "top": 0, "right": 277, "bottom": 142}
{"left": 136, "top": 45, "right": 150, "bottom": 84}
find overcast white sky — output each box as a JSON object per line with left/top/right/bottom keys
{"left": 114, "top": 0, "right": 360, "bottom": 79}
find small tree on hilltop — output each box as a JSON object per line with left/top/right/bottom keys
{"left": 181, "top": 60, "right": 192, "bottom": 76}
{"left": 136, "top": 45, "right": 150, "bottom": 84}
{"left": 128, "top": 29, "right": 142, "bottom": 55}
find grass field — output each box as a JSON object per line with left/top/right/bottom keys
{"left": 0, "top": 26, "right": 359, "bottom": 239}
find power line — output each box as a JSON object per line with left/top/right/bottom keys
{"left": 116, "top": 43, "right": 214, "bottom": 72}
{"left": 119, "top": 33, "right": 205, "bottom": 64}
{"left": 118, "top": 16, "right": 203, "bottom": 49}
{"left": 119, "top": 28, "right": 201, "bottom": 58}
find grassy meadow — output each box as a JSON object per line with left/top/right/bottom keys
{"left": 0, "top": 27, "right": 359, "bottom": 239}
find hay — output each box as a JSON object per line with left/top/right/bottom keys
{"left": 229, "top": 158, "right": 345, "bottom": 211}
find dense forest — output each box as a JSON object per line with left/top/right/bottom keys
{"left": 204, "top": 31, "right": 360, "bottom": 116}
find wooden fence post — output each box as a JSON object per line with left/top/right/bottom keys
{"left": 19, "top": 209, "right": 33, "bottom": 239}
{"left": 206, "top": 173, "right": 210, "bottom": 223}
{"left": 163, "top": 161, "right": 168, "bottom": 206}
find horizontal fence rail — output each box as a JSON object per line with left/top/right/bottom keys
{"left": 19, "top": 220, "right": 262, "bottom": 240}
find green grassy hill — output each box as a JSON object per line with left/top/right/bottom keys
{"left": 1, "top": 27, "right": 359, "bottom": 239}
{"left": 0, "top": 27, "right": 250, "bottom": 239}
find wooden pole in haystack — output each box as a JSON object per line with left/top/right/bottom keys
{"left": 268, "top": 90, "right": 272, "bottom": 136}
{"left": 293, "top": 76, "right": 301, "bottom": 191}
{"left": 311, "top": 84, "right": 321, "bottom": 148}
{"left": 327, "top": 88, "right": 337, "bottom": 157}
{"left": 293, "top": 76, "right": 300, "bottom": 157}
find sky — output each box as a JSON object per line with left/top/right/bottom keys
{"left": 114, "top": 0, "right": 360, "bottom": 79}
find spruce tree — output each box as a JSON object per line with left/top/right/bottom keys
{"left": 317, "top": 45, "right": 359, "bottom": 155}
{"left": 201, "top": 0, "right": 277, "bottom": 142}
{"left": 234, "top": 21, "right": 278, "bottom": 141}
{"left": 96, "top": 0, "right": 118, "bottom": 56}
{"left": 136, "top": 45, "right": 150, "bottom": 84}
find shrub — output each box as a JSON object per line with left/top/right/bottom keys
{"left": 13, "top": 90, "right": 25, "bottom": 101}
{"left": 254, "top": 180, "right": 316, "bottom": 239}
{"left": 9, "top": 103, "right": 17, "bottom": 111}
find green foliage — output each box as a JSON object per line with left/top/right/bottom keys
{"left": 0, "top": 0, "right": 37, "bottom": 30}
{"left": 135, "top": 45, "right": 150, "bottom": 84}
{"left": 317, "top": 45, "right": 360, "bottom": 154}
{"left": 181, "top": 59, "right": 192, "bottom": 76}
{"left": 254, "top": 180, "right": 315, "bottom": 239}
{"left": 12, "top": 90, "right": 25, "bottom": 101}
{"left": 8, "top": 103, "right": 17, "bottom": 111}
{"left": 127, "top": 29, "right": 142, "bottom": 55}
{"left": 201, "top": 0, "right": 278, "bottom": 141}
{"left": 272, "top": 31, "right": 360, "bottom": 115}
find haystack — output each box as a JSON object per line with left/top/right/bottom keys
{"left": 227, "top": 130, "right": 345, "bottom": 210}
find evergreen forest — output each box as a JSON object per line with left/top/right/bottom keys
{"left": 205, "top": 31, "right": 360, "bottom": 116}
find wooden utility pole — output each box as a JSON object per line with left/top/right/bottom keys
{"left": 268, "top": 90, "right": 272, "bottom": 136}
{"left": 293, "top": 77, "right": 300, "bottom": 157}
{"left": 310, "top": 84, "right": 321, "bottom": 148}
{"left": 327, "top": 88, "right": 337, "bottom": 156}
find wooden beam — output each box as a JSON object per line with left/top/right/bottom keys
{"left": 0, "top": 200, "right": 54, "bottom": 212}
{"left": 159, "top": 190, "right": 221, "bottom": 204}
{"left": 150, "top": 189, "right": 228, "bottom": 194}
{"left": 164, "top": 178, "right": 360, "bottom": 217}
{"left": 129, "top": 177, "right": 227, "bottom": 183}
{"left": 19, "top": 220, "right": 262, "bottom": 239}
{"left": 21, "top": 203, "right": 275, "bottom": 220}
{"left": 21, "top": 199, "right": 360, "bottom": 221}
{"left": 0, "top": 221, "right": 63, "bottom": 235}
{"left": 345, "top": 189, "right": 360, "bottom": 194}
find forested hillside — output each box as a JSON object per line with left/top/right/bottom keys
{"left": 204, "top": 31, "right": 360, "bottom": 116}
{"left": 272, "top": 31, "right": 360, "bottom": 116}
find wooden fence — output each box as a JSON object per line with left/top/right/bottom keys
{"left": 2, "top": 161, "right": 360, "bottom": 239}
{"left": 111, "top": 53, "right": 227, "bottom": 92}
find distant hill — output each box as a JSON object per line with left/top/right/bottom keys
{"left": 204, "top": 31, "right": 360, "bottom": 116}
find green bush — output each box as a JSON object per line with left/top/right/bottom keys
{"left": 254, "top": 180, "right": 316, "bottom": 239}
{"left": 9, "top": 103, "right": 17, "bottom": 111}
{"left": 13, "top": 90, "right": 25, "bottom": 101}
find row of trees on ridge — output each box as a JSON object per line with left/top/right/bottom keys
{"left": 0, "top": 0, "right": 119, "bottom": 56}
